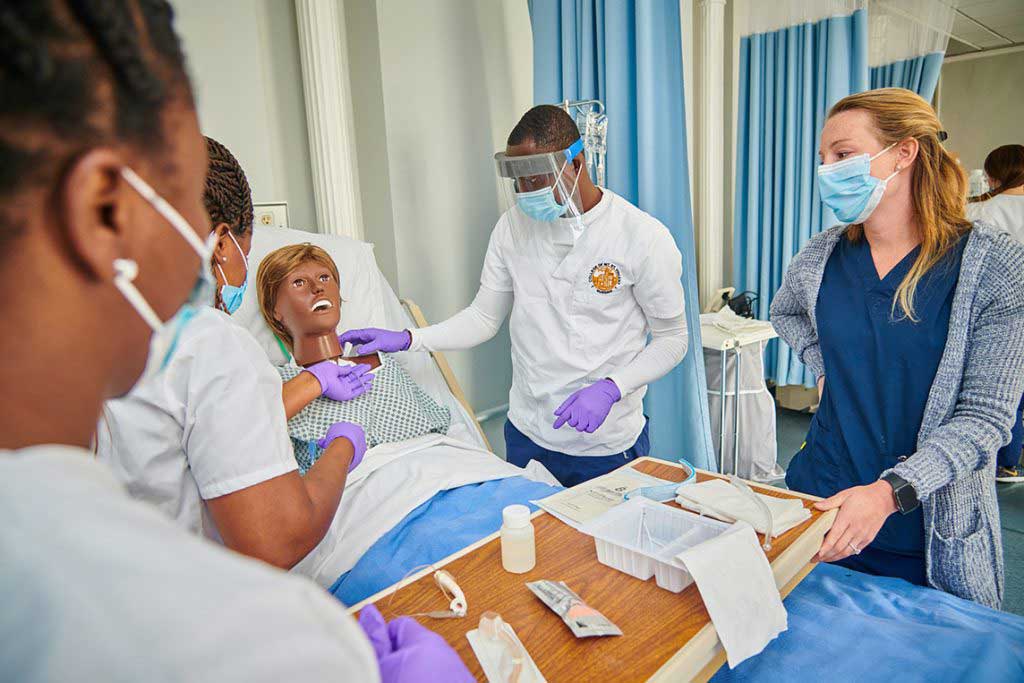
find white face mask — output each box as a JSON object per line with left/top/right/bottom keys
{"left": 113, "top": 167, "right": 214, "bottom": 392}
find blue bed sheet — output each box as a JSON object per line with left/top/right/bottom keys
{"left": 330, "top": 476, "right": 561, "bottom": 606}
{"left": 713, "top": 562, "right": 1024, "bottom": 681}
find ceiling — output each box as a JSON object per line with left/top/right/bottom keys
{"left": 946, "top": 0, "right": 1024, "bottom": 56}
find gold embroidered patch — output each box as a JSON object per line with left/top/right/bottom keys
{"left": 589, "top": 263, "right": 621, "bottom": 294}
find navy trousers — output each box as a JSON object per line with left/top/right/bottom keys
{"left": 504, "top": 418, "right": 650, "bottom": 488}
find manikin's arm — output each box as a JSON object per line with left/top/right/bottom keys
{"left": 281, "top": 358, "right": 378, "bottom": 420}
{"left": 282, "top": 372, "right": 322, "bottom": 420}
{"left": 407, "top": 285, "right": 513, "bottom": 352}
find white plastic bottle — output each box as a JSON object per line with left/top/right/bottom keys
{"left": 500, "top": 504, "right": 536, "bottom": 573}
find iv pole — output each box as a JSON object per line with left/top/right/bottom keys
{"left": 558, "top": 98, "right": 608, "bottom": 187}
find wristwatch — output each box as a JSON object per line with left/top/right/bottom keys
{"left": 881, "top": 472, "right": 920, "bottom": 514}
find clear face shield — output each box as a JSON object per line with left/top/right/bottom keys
{"left": 495, "top": 138, "right": 585, "bottom": 246}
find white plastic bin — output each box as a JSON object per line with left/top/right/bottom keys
{"left": 580, "top": 497, "right": 732, "bottom": 593}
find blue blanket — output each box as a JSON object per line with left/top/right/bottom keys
{"left": 333, "top": 481, "right": 1024, "bottom": 680}
{"left": 713, "top": 563, "right": 1024, "bottom": 681}
{"left": 329, "top": 476, "right": 561, "bottom": 606}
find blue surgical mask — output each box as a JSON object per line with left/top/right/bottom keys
{"left": 515, "top": 185, "right": 570, "bottom": 222}
{"left": 514, "top": 155, "right": 582, "bottom": 223}
{"left": 215, "top": 230, "right": 249, "bottom": 315}
{"left": 114, "top": 167, "right": 215, "bottom": 387}
{"left": 817, "top": 143, "right": 901, "bottom": 224}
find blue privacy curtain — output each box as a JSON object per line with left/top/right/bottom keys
{"left": 529, "top": 0, "right": 716, "bottom": 471}
{"left": 733, "top": 9, "right": 869, "bottom": 386}
{"left": 870, "top": 52, "right": 943, "bottom": 100}
{"left": 867, "top": 0, "right": 955, "bottom": 102}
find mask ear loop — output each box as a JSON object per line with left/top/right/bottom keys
{"left": 113, "top": 259, "right": 163, "bottom": 332}
{"left": 120, "top": 167, "right": 212, "bottom": 261}
{"left": 558, "top": 153, "right": 585, "bottom": 222}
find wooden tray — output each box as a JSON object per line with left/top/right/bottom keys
{"left": 349, "top": 457, "right": 836, "bottom": 682}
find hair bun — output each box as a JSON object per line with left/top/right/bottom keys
{"left": 937, "top": 130, "right": 948, "bottom": 142}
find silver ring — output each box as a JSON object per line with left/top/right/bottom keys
{"left": 848, "top": 542, "right": 861, "bottom": 555}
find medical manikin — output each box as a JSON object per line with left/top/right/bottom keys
{"left": 257, "top": 244, "right": 451, "bottom": 472}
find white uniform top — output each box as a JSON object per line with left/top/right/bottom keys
{"left": 0, "top": 446, "right": 379, "bottom": 683}
{"left": 481, "top": 189, "right": 685, "bottom": 456}
{"left": 967, "top": 193, "right": 1024, "bottom": 244}
{"left": 97, "top": 306, "right": 297, "bottom": 540}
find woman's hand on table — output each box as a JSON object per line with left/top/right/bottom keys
{"left": 812, "top": 480, "right": 897, "bottom": 563}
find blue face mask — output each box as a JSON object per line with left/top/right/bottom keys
{"left": 514, "top": 146, "right": 582, "bottom": 223}
{"left": 817, "top": 143, "right": 901, "bottom": 224}
{"left": 515, "top": 185, "right": 571, "bottom": 222}
{"left": 215, "top": 230, "right": 249, "bottom": 315}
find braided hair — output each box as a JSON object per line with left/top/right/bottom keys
{"left": 0, "top": 0, "right": 190, "bottom": 245}
{"left": 204, "top": 136, "right": 253, "bottom": 237}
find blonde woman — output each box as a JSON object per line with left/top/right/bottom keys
{"left": 772, "top": 88, "right": 1024, "bottom": 608}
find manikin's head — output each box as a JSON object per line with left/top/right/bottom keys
{"left": 256, "top": 243, "right": 341, "bottom": 350}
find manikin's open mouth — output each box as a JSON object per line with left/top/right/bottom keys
{"left": 311, "top": 299, "right": 333, "bottom": 312}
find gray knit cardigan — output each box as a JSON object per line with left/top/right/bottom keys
{"left": 770, "top": 222, "right": 1024, "bottom": 609}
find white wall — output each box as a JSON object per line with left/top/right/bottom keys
{"left": 346, "top": 0, "right": 533, "bottom": 452}
{"left": 938, "top": 50, "right": 1024, "bottom": 173}
{"left": 172, "top": 0, "right": 318, "bottom": 231}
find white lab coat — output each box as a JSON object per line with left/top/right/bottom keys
{"left": 96, "top": 306, "right": 297, "bottom": 541}
{"left": 0, "top": 445, "right": 379, "bottom": 682}
{"left": 967, "top": 194, "right": 1024, "bottom": 244}
{"left": 481, "top": 189, "right": 685, "bottom": 456}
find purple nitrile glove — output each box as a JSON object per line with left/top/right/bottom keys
{"left": 304, "top": 362, "right": 374, "bottom": 402}
{"left": 357, "top": 604, "right": 392, "bottom": 660}
{"left": 357, "top": 604, "right": 474, "bottom": 683}
{"left": 316, "top": 421, "right": 367, "bottom": 472}
{"left": 338, "top": 328, "right": 412, "bottom": 355}
{"left": 553, "top": 378, "right": 622, "bottom": 433}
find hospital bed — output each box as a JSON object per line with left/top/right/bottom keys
{"left": 235, "top": 225, "right": 561, "bottom": 594}
{"left": 236, "top": 225, "right": 1024, "bottom": 681}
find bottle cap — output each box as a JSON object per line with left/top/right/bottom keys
{"left": 502, "top": 504, "right": 531, "bottom": 529}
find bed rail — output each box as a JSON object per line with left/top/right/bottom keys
{"left": 400, "top": 299, "right": 492, "bottom": 452}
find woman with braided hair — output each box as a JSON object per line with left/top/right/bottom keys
{"left": 205, "top": 135, "right": 255, "bottom": 314}
{"left": 100, "top": 133, "right": 380, "bottom": 568}
{"left": 0, "top": 2, "right": 469, "bottom": 681}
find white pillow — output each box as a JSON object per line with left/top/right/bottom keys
{"left": 234, "top": 226, "right": 387, "bottom": 366}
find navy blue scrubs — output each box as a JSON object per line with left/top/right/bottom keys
{"left": 786, "top": 234, "right": 968, "bottom": 586}
{"left": 504, "top": 419, "right": 650, "bottom": 488}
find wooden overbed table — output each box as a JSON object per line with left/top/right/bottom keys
{"left": 349, "top": 457, "right": 836, "bottom": 682}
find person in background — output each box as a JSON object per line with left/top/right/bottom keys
{"left": 0, "top": 2, "right": 469, "bottom": 680}
{"left": 968, "top": 144, "right": 1024, "bottom": 241}
{"left": 772, "top": 88, "right": 1024, "bottom": 609}
{"left": 967, "top": 144, "right": 1024, "bottom": 482}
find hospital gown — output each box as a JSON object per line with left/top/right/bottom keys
{"left": 278, "top": 354, "right": 450, "bottom": 472}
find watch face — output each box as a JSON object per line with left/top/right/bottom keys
{"left": 894, "top": 480, "right": 918, "bottom": 513}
